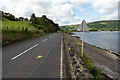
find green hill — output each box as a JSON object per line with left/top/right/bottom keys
{"left": 1, "top": 11, "right": 60, "bottom": 32}
{"left": 29, "top": 14, "right": 60, "bottom": 32}
{"left": 1, "top": 11, "right": 60, "bottom": 46}
{"left": 61, "top": 20, "right": 120, "bottom": 31}
{"left": 87, "top": 20, "right": 119, "bottom": 31}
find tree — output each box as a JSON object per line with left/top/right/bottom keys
{"left": 42, "top": 15, "right": 47, "bottom": 19}
{"left": 0, "top": 11, "right": 2, "bottom": 20}
{"left": 30, "top": 13, "right": 37, "bottom": 25}
{"left": 15, "top": 18, "right": 19, "bottom": 21}
{"left": 5, "top": 13, "right": 10, "bottom": 16}
{"left": 19, "top": 17, "right": 24, "bottom": 21}
{"left": 6, "top": 14, "right": 16, "bottom": 21}
{"left": 24, "top": 18, "right": 28, "bottom": 21}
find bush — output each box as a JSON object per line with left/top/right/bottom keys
{"left": 77, "top": 42, "right": 82, "bottom": 47}
{"left": 80, "top": 54, "right": 100, "bottom": 79}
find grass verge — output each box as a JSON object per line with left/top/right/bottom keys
{"left": 2, "top": 30, "right": 46, "bottom": 46}
{"left": 80, "top": 53, "right": 101, "bottom": 79}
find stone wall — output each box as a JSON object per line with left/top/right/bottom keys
{"left": 63, "top": 33, "right": 93, "bottom": 79}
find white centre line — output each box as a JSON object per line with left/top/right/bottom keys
{"left": 49, "top": 34, "right": 54, "bottom": 38}
{"left": 41, "top": 38, "right": 47, "bottom": 43}
{"left": 11, "top": 44, "right": 38, "bottom": 60}
{"left": 60, "top": 34, "right": 63, "bottom": 79}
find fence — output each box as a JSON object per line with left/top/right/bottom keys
{"left": 2, "top": 25, "right": 30, "bottom": 31}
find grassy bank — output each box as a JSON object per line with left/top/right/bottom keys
{"left": 80, "top": 53, "right": 101, "bottom": 79}
{"left": 1, "top": 18, "right": 47, "bottom": 46}
{"left": 2, "top": 30, "right": 46, "bottom": 46}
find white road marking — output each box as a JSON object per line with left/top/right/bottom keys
{"left": 49, "top": 34, "right": 55, "bottom": 38}
{"left": 41, "top": 38, "right": 47, "bottom": 43}
{"left": 60, "top": 34, "right": 63, "bottom": 79}
{"left": 11, "top": 44, "right": 38, "bottom": 60}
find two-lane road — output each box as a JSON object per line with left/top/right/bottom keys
{"left": 3, "top": 33, "right": 63, "bottom": 78}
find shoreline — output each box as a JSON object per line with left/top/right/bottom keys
{"left": 65, "top": 33, "right": 119, "bottom": 78}
{"left": 70, "top": 32, "right": 120, "bottom": 58}
{"left": 73, "top": 31, "right": 120, "bottom": 32}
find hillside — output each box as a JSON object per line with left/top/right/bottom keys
{"left": 31, "top": 15, "right": 60, "bottom": 32}
{"left": 1, "top": 11, "right": 60, "bottom": 32}
{"left": 1, "top": 11, "right": 60, "bottom": 46}
{"left": 2, "top": 18, "right": 37, "bottom": 30}
{"left": 61, "top": 20, "right": 119, "bottom": 31}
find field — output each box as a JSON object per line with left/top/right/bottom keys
{"left": 1, "top": 18, "right": 37, "bottom": 30}
{"left": 1, "top": 18, "right": 45, "bottom": 46}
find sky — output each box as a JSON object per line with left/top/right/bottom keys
{"left": 0, "top": 0, "right": 119, "bottom": 26}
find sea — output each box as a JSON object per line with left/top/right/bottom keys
{"left": 73, "top": 31, "right": 120, "bottom": 54}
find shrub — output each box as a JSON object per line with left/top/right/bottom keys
{"left": 77, "top": 42, "right": 82, "bottom": 47}
{"left": 80, "top": 54, "right": 100, "bottom": 79}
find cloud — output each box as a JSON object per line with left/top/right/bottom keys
{"left": 46, "top": 3, "right": 82, "bottom": 25}
{"left": 100, "top": 10, "right": 118, "bottom": 20}
{"left": 0, "top": 0, "right": 119, "bottom": 26}
{"left": 91, "top": 1, "right": 118, "bottom": 14}
{"left": 90, "top": 0, "right": 118, "bottom": 21}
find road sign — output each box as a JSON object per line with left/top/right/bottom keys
{"left": 77, "top": 20, "right": 89, "bottom": 32}
{"left": 81, "top": 20, "right": 87, "bottom": 57}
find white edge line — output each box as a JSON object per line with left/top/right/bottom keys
{"left": 11, "top": 44, "right": 38, "bottom": 60}
{"left": 60, "top": 34, "right": 63, "bottom": 79}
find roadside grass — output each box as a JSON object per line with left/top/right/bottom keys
{"left": 80, "top": 53, "right": 101, "bottom": 79}
{"left": 1, "top": 18, "right": 47, "bottom": 46}
{"left": 77, "top": 42, "right": 82, "bottom": 47}
{"left": 2, "top": 30, "right": 46, "bottom": 46}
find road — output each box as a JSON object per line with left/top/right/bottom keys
{"left": 2, "top": 33, "right": 63, "bottom": 78}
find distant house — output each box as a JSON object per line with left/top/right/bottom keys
{"left": 77, "top": 20, "right": 89, "bottom": 32}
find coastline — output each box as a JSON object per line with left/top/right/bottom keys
{"left": 71, "top": 32, "right": 120, "bottom": 58}
{"left": 64, "top": 33, "right": 119, "bottom": 78}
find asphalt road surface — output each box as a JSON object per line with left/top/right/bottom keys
{"left": 3, "top": 33, "right": 63, "bottom": 78}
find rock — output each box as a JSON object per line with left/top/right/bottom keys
{"left": 70, "top": 54, "right": 74, "bottom": 57}
{"left": 72, "top": 61, "right": 77, "bottom": 65}
{"left": 76, "top": 65, "right": 80, "bottom": 68}
{"left": 76, "top": 71, "right": 85, "bottom": 78}
{"left": 83, "top": 68, "right": 90, "bottom": 73}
